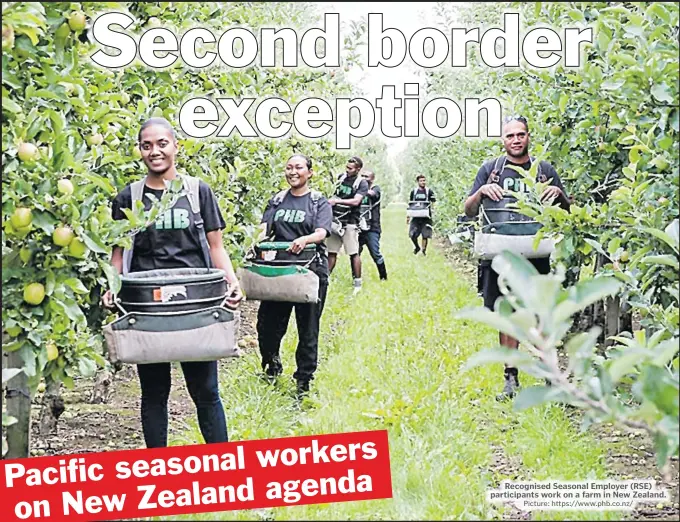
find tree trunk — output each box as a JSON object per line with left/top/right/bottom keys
{"left": 619, "top": 300, "right": 633, "bottom": 334}
{"left": 605, "top": 295, "right": 621, "bottom": 348}
{"left": 39, "top": 379, "right": 64, "bottom": 436}
{"left": 4, "top": 350, "right": 31, "bottom": 459}
{"left": 594, "top": 253, "right": 607, "bottom": 346}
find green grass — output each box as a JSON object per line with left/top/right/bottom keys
{"left": 162, "top": 205, "right": 624, "bottom": 521}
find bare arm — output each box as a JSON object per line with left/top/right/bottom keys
{"left": 288, "top": 228, "right": 328, "bottom": 254}
{"left": 329, "top": 194, "right": 363, "bottom": 207}
{"left": 207, "top": 229, "right": 243, "bottom": 308}
{"left": 111, "top": 246, "right": 123, "bottom": 274}
{"left": 102, "top": 246, "right": 124, "bottom": 308}
{"left": 207, "top": 230, "right": 238, "bottom": 285}
{"left": 464, "top": 185, "right": 504, "bottom": 218}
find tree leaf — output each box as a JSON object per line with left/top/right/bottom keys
{"left": 78, "top": 358, "right": 97, "bottom": 378}
{"left": 463, "top": 347, "right": 535, "bottom": 372}
{"left": 601, "top": 79, "right": 625, "bottom": 90}
{"left": 17, "top": 344, "right": 36, "bottom": 377}
{"left": 608, "top": 350, "right": 650, "bottom": 384}
{"left": 63, "top": 278, "right": 89, "bottom": 295}
{"left": 513, "top": 385, "right": 560, "bottom": 410}
{"left": 455, "top": 308, "right": 523, "bottom": 341}
{"left": 2, "top": 97, "right": 22, "bottom": 113}
{"left": 569, "top": 277, "right": 622, "bottom": 310}
{"left": 651, "top": 83, "right": 674, "bottom": 104}
{"left": 652, "top": 339, "right": 680, "bottom": 367}
{"left": 642, "top": 227, "right": 679, "bottom": 253}
{"left": 81, "top": 231, "right": 108, "bottom": 254}
{"left": 51, "top": 295, "right": 86, "bottom": 324}
{"left": 640, "top": 255, "right": 679, "bottom": 269}
{"left": 100, "top": 261, "right": 122, "bottom": 295}
{"left": 31, "top": 210, "right": 58, "bottom": 235}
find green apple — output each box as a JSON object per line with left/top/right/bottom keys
{"left": 68, "top": 238, "right": 88, "bottom": 258}
{"left": 57, "top": 178, "right": 74, "bottom": 196}
{"left": 87, "top": 133, "right": 104, "bottom": 146}
{"left": 18, "top": 142, "right": 39, "bottom": 162}
{"left": 53, "top": 226, "right": 75, "bottom": 247}
{"left": 23, "top": 282, "right": 46, "bottom": 305}
{"left": 11, "top": 207, "right": 32, "bottom": 229}
{"left": 2, "top": 24, "right": 14, "bottom": 50}
{"left": 68, "top": 11, "right": 87, "bottom": 32}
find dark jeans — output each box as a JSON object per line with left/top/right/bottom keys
{"left": 479, "top": 257, "right": 552, "bottom": 310}
{"left": 136, "top": 361, "right": 228, "bottom": 448}
{"left": 256, "top": 278, "right": 329, "bottom": 382}
{"left": 359, "top": 230, "right": 385, "bottom": 266}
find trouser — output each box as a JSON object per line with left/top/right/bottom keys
{"left": 256, "top": 278, "right": 329, "bottom": 382}
{"left": 136, "top": 361, "right": 228, "bottom": 448}
{"left": 359, "top": 230, "right": 385, "bottom": 266}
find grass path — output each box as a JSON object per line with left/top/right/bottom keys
{"left": 169, "top": 205, "right": 625, "bottom": 521}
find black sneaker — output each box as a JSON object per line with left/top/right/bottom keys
{"left": 413, "top": 246, "right": 420, "bottom": 255}
{"left": 496, "top": 368, "right": 520, "bottom": 401}
{"left": 296, "top": 379, "right": 310, "bottom": 400}
{"left": 262, "top": 356, "right": 282, "bottom": 382}
{"left": 422, "top": 250, "right": 427, "bottom": 256}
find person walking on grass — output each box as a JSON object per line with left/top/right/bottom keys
{"left": 327, "top": 156, "right": 369, "bottom": 295}
{"left": 255, "top": 154, "right": 333, "bottom": 400}
{"left": 464, "top": 115, "right": 570, "bottom": 401}
{"left": 358, "top": 170, "right": 388, "bottom": 281}
{"left": 103, "top": 117, "right": 243, "bottom": 448}
{"left": 407, "top": 174, "right": 436, "bottom": 255}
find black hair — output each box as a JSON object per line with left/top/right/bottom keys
{"left": 416, "top": 174, "right": 426, "bottom": 181}
{"left": 138, "top": 117, "right": 178, "bottom": 143}
{"left": 288, "top": 154, "right": 313, "bottom": 169}
{"left": 348, "top": 156, "right": 363, "bottom": 169}
{"left": 502, "top": 115, "right": 529, "bottom": 133}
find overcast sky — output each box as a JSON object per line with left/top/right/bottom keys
{"left": 319, "top": 2, "right": 444, "bottom": 157}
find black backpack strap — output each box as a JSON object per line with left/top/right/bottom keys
{"left": 181, "top": 175, "right": 213, "bottom": 270}
{"left": 531, "top": 157, "right": 547, "bottom": 183}
{"left": 488, "top": 156, "right": 505, "bottom": 185}
{"left": 310, "top": 190, "right": 322, "bottom": 223}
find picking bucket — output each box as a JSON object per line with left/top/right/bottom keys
{"left": 237, "top": 242, "right": 320, "bottom": 303}
{"left": 103, "top": 268, "right": 242, "bottom": 364}
{"left": 407, "top": 201, "right": 430, "bottom": 218}
{"left": 474, "top": 197, "right": 555, "bottom": 260}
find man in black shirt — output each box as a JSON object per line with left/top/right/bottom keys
{"left": 327, "top": 156, "right": 369, "bottom": 295}
{"left": 407, "top": 175, "right": 436, "bottom": 255}
{"left": 358, "top": 170, "right": 387, "bottom": 280}
{"left": 464, "top": 115, "right": 570, "bottom": 401}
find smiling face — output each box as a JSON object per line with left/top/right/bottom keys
{"left": 139, "top": 124, "right": 178, "bottom": 175}
{"left": 417, "top": 176, "right": 426, "bottom": 188}
{"left": 502, "top": 120, "right": 530, "bottom": 159}
{"left": 285, "top": 155, "right": 312, "bottom": 189}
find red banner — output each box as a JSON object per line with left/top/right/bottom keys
{"left": 1, "top": 430, "right": 392, "bottom": 521}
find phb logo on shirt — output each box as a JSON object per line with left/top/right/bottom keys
{"left": 502, "top": 177, "right": 531, "bottom": 194}
{"left": 155, "top": 209, "right": 191, "bottom": 230}
{"left": 274, "top": 209, "right": 306, "bottom": 223}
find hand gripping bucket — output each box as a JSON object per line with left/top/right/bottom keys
{"left": 473, "top": 197, "right": 555, "bottom": 260}
{"left": 103, "top": 268, "right": 243, "bottom": 364}
{"left": 406, "top": 201, "right": 431, "bottom": 219}
{"left": 237, "top": 242, "right": 320, "bottom": 304}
